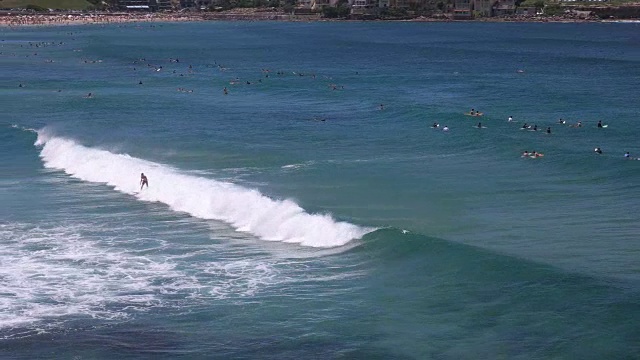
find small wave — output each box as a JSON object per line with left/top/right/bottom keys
{"left": 10, "top": 124, "right": 38, "bottom": 133}
{"left": 34, "top": 130, "right": 373, "bottom": 248}
{"left": 281, "top": 160, "right": 316, "bottom": 171}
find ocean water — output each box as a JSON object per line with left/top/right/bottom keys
{"left": 1, "top": 21, "right": 639, "bottom": 359}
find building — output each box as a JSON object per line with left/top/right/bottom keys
{"left": 312, "top": 0, "right": 332, "bottom": 9}
{"left": 119, "top": 0, "right": 153, "bottom": 11}
{"left": 389, "top": 0, "right": 410, "bottom": 9}
{"left": 297, "top": 0, "right": 313, "bottom": 9}
{"left": 156, "top": 0, "right": 173, "bottom": 10}
{"left": 180, "top": 0, "right": 195, "bottom": 8}
{"left": 453, "top": 0, "right": 471, "bottom": 18}
{"left": 516, "top": 6, "right": 536, "bottom": 15}
{"left": 351, "top": 0, "right": 377, "bottom": 16}
{"left": 473, "top": 0, "right": 492, "bottom": 16}
{"left": 492, "top": 0, "right": 515, "bottom": 16}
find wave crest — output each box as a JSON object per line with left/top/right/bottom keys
{"left": 35, "top": 131, "right": 371, "bottom": 247}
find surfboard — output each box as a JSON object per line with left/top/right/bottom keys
{"left": 464, "top": 112, "right": 483, "bottom": 117}
{"left": 602, "top": 125, "right": 608, "bottom": 128}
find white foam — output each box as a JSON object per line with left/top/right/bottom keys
{"left": 0, "top": 222, "right": 286, "bottom": 335}
{"left": 0, "top": 223, "right": 166, "bottom": 335}
{"left": 35, "top": 130, "right": 372, "bottom": 248}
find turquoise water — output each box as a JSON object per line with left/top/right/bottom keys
{"left": 1, "top": 21, "right": 639, "bottom": 358}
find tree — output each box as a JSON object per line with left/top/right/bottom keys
{"left": 520, "top": 0, "right": 545, "bottom": 8}
{"left": 26, "top": 4, "right": 48, "bottom": 11}
{"left": 544, "top": 3, "right": 563, "bottom": 15}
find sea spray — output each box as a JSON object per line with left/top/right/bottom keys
{"left": 35, "top": 130, "right": 372, "bottom": 247}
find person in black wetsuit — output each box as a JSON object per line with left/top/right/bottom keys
{"left": 140, "top": 173, "right": 149, "bottom": 190}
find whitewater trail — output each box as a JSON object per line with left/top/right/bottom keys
{"left": 34, "top": 130, "right": 372, "bottom": 248}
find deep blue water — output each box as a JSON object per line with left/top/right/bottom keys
{"left": 1, "top": 21, "right": 639, "bottom": 359}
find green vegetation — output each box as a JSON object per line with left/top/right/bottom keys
{"left": 519, "top": 0, "right": 544, "bottom": 9}
{"left": 0, "top": 0, "right": 93, "bottom": 10}
{"left": 322, "top": 0, "right": 349, "bottom": 18}
{"left": 543, "top": 3, "right": 563, "bottom": 15}
{"left": 379, "top": 7, "right": 409, "bottom": 18}
{"left": 559, "top": 0, "right": 638, "bottom": 4}
{"left": 26, "top": 3, "right": 47, "bottom": 10}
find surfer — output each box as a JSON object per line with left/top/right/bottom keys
{"left": 432, "top": 122, "right": 439, "bottom": 128}
{"left": 558, "top": 118, "right": 566, "bottom": 124}
{"left": 476, "top": 122, "right": 482, "bottom": 128}
{"left": 508, "top": 116, "right": 513, "bottom": 122}
{"left": 140, "top": 173, "right": 149, "bottom": 190}
{"left": 594, "top": 147, "right": 603, "bottom": 155}
{"left": 546, "top": 127, "right": 551, "bottom": 134}
{"left": 597, "top": 120, "right": 603, "bottom": 128}
{"left": 624, "top": 152, "right": 630, "bottom": 159}
{"left": 522, "top": 123, "right": 528, "bottom": 129}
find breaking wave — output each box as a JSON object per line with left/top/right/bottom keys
{"left": 35, "top": 130, "right": 372, "bottom": 248}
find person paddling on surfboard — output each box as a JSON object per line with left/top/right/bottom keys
{"left": 140, "top": 173, "right": 149, "bottom": 190}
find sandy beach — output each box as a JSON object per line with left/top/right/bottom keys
{"left": 0, "top": 9, "right": 305, "bottom": 27}
{"left": 1, "top": 7, "right": 626, "bottom": 27}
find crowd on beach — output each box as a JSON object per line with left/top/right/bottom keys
{"left": 2, "top": 7, "right": 632, "bottom": 27}
{"left": 0, "top": 13, "right": 212, "bottom": 27}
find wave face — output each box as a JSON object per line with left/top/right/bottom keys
{"left": 35, "top": 130, "right": 371, "bottom": 248}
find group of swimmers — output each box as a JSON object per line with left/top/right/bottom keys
{"left": 444, "top": 111, "right": 635, "bottom": 160}
{"left": 510, "top": 116, "right": 635, "bottom": 159}
{"left": 431, "top": 123, "right": 450, "bottom": 131}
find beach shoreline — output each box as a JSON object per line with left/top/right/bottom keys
{"left": 1, "top": 9, "right": 636, "bottom": 27}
